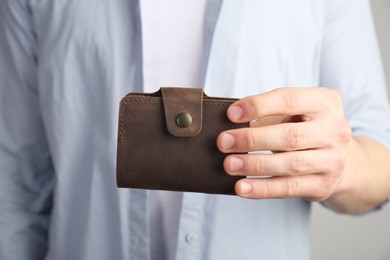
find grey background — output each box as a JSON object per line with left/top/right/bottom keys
{"left": 311, "top": 1, "right": 390, "bottom": 259}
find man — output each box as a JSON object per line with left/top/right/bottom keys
{"left": 1, "top": 0, "right": 390, "bottom": 259}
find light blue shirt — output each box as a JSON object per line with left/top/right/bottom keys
{"left": 1, "top": 0, "right": 390, "bottom": 260}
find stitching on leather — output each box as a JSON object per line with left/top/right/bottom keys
{"left": 119, "top": 97, "right": 161, "bottom": 144}
{"left": 122, "top": 96, "right": 160, "bottom": 104}
{"left": 118, "top": 98, "right": 128, "bottom": 144}
{"left": 119, "top": 97, "right": 235, "bottom": 144}
{"left": 203, "top": 101, "right": 230, "bottom": 107}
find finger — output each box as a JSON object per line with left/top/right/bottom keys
{"left": 227, "top": 87, "right": 342, "bottom": 123}
{"left": 235, "top": 174, "right": 336, "bottom": 201}
{"left": 224, "top": 149, "right": 346, "bottom": 177}
{"left": 217, "top": 121, "right": 329, "bottom": 153}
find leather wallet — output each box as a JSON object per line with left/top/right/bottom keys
{"left": 116, "top": 87, "right": 248, "bottom": 195}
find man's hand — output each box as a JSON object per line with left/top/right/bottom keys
{"left": 217, "top": 87, "right": 353, "bottom": 201}
{"left": 218, "top": 87, "right": 390, "bottom": 214}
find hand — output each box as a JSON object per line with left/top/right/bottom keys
{"left": 217, "top": 88, "right": 352, "bottom": 201}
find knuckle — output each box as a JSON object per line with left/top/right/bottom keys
{"left": 338, "top": 121, "right": 352, "bottom": 145}
{"left": 282, "top": 89, "right": 301, "bottom": 110}
{"left": 253, "top": 156, "right": 265, "bottom": 175}
{"left": 289, "top": 155, "right": 309, "bottom": 175}
{"left": 244, "top": 129, "right": 257, "bottom": 151}
{"left": 332, "top": 151, "right": 348, "bottom": 173}
{"left": 264, "top": 182, "right": 272, "bottom": 197}
{"left": 333, "top": 158, "right": 345, "bottom": 173}
{"left": 252, "top": 180, "right": 272, "bottom": 198}
{"left": 286, "top": 126, "right": 305, "bottom": 150}
{"left": 285, "top": 178, "right": 300, "bottom": 197}
{"left": 323, "top": 88, "right": 342, "bottom": 107}
{"left": 248, "top": 97, "right": 263, "bottom": 117}
{"left": 317, "top": 176, "right": 335, "bottom": 200}
{"left": 329, "top": 120, "right": 352, "bottom": 147}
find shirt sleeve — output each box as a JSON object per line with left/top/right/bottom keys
{"left": 320, "top": 0, "right": 390, "bottom": 210}
{"left": 0, "top": 0, "right": 54, "bottom": 259}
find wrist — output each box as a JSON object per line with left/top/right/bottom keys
{"left": 324, "top": 137, "right": 390, "bottom": 214}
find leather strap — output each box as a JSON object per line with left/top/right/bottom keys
{"left": 161, "top": 87, "right": 203, "bottom": 137}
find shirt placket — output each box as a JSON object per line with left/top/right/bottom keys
{"left": 175, "top": 193, "right": 208, "bottom": 260}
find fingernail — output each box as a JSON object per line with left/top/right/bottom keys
{"left": 229, "top": 157, "right": 243, "bottom": 172}
{"left": 240, "top": 181, "right": 252, "bottom": 195}
{"left": 221, "top": 133, "right": 235, "bottom": 151}
{"left": 229, "top": 105, "right": 243, "bottom": 121}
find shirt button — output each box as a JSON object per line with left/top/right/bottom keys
{"left": 185, "top": 233, "right": 195, "bottom": 244}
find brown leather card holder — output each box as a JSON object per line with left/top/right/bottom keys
{"left": 116, "top": 87, "right": 248, "bottom": 195}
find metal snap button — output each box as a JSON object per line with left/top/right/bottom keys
{"left": 176, "top": 112, "right": 192, "bottom": 128}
